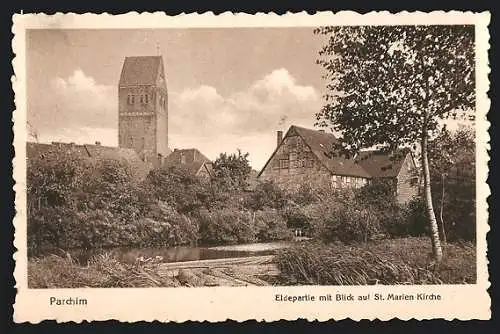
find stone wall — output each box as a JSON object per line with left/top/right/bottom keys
{"left": 118, "top": 85, "right": 169, "bottom": 162}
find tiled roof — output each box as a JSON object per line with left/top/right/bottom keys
{"left": 259, "top": 125, "right": 410, "bottom": 179}
{"left": 119, "top": 56, "right": 163, "bottom": 86}
{"left": 292, "top": 126, "right": 372, "bottom": 178}
{"left": 162, "top": 148, "right": 213, "bottom": 176}
{"left": 26, "top": 142, "right": 152, "bottom": 180}
{"left": 354, "top": 149, "right": 409, "bottom": 178}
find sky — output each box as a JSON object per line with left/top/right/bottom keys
{"left": 26, "top": 28, "right": 472, "bottom": 171}
{"left": 26, "top": 28, "right": 329, "bottom": 170}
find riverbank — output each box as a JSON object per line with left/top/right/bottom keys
{"left": 28, "top": 237, "right": 475, "bottom": 288}
{"left": 28, "top": 253, "right": 279, "bottom": 288}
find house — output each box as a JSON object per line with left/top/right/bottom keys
{"left": 257, "top": 125, "right": 419, "bottom": 204}
{"left": 161, "top": 148, "right": 214, "bottom": 181}
{"left": 26, "top": 141, "right": 152, "bottom": 180}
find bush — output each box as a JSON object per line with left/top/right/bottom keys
{"left": 433, "top": 182, "right": 475, "bottom": 242}
{"left": 320, "top": 204, "right": 383, "bottom": 243}
{"left": 245, "top": 181, "right": 287, "bottom": 210}
{"left": 198, "top": 208, "right": 256, "bottom": 245}
{"left": 143, "top": 201, "right": 199, "bottom": 246}
{"left": 399, "top": 197, "right": 429, "bottom": 237}
{"left": 253, "top": 209, "right": 293, "bottom": 241}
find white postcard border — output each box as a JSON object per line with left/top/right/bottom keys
{"left": 12, "top": 11, "right": 491, "bottom": 323}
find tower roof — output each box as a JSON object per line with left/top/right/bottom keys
{"left": 119, "top": 56, "right": 164, "bottom": 86}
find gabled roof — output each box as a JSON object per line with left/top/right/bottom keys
{"left": 119, "top": 56, "right": 164, "bottom": 86}
{"left": 354, "top": 149, "right": 410, "bottom": 178}
{"left": 26, "top": 142, "right": 152, "bottom": 180}
{"left": 292, "top": 126, "right": 372, "bottom": 178}
{"left": 162, "top": 148, "right": 213, "bottom": 176}
{"left": 258, "top": 125, "right": 411, "bottom": 179}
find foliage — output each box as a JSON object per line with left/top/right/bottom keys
{"left": 428, "top": 127, "right": 476, "bottom": 241}
{"left": 253, "top": 209, "right": 294, "bottom": 241}
{"left": 245, "top": 180, "right": 288, "bottom": 210}
{"left": 314, "top": 25, "right": 475, "bottom": 261}
{"left": 145, "top": 201, "right": 199, "bottom": 246}
{"left": 276, "top": 237, "right": 476, "bottom": 285}
{"left": 197, "top": 208, "right": 256, "bottom": 245}
{"left": 314, "top": 25, "right": 475, "bottom": 151}
{"left": 397, "top": 197, "right": 429, "bottom": 237}
{"left": 356, "top": 178, "right": 397, "bottom": 207}
{"left": 145, "top": 165, "right": 211, "bottom": 214}
{"left": 213, "top": 149, "right": 252, "bottom": 191}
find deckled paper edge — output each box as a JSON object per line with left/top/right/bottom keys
{"left": 11, "top": 11, "right": 491, "bottom": 323}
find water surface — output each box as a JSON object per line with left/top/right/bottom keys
{"left": 71, "top": 241, "right": 292, "bottom": 265}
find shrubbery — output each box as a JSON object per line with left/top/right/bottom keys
{"left": 28, "top": 139, "right": 475, "bottom": 256}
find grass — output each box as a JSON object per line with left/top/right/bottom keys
{"left": 275, "top": 237, "right": 476, "bottom": 285}
{"left": 28, "top": 253, "right": 181, "bottom": 288}
{"left": 28, "top": 237, "right": 476, "bottom": 288}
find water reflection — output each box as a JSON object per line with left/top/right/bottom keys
{"left": 70, "top": 241, "right": 291, "bottom": 266}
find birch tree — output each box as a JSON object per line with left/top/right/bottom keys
{"left": 314, "top": 25, "right": 475, "bottom": 262}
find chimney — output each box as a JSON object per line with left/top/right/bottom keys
{"left": 277, "top": 130, "right": 283, "bottom": 148}
{"left": 95, "top": 141, "right": 101, "bottom": 146}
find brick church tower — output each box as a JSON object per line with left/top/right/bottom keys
{"left": 118, "top": 56, "right": 170, "bottom": 164}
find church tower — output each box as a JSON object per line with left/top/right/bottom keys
{"left": 118, "top": 56, "right": 170, "bottom": 164}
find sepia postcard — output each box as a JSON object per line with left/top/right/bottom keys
{"left": 12, "top": 11, "right": 491, "bottom": 322}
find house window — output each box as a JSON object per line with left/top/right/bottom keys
{"left": 279, "top": 159, "right": 289, "bottom": 169}
{"left": 289, "top": 152, "right": 297, "bottom": 161}
{"left": 331, "top": 178, "right": 338, "bottom": 188}
{"left": 297, "top": 140, "right": 303, "bottom": 151}
{"left": 145, "top": 94, "right": 149, "bottom": 104}
{"left": 410, "top": 176, "right": 419, "bottom": 186}
{"left": 131, "top": 95, "right": 135, "bottom": 104}
{"left": 140, "top": 95, "right": 144, "bottom": 104}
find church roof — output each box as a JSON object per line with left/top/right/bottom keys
{"left": 119, "top": 56, "right": 164, "bottom": 86}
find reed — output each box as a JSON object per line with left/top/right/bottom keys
{"left": 275, "top": 237, "right": 476, "bottom": 285}
{"left": 28, "top": 252, "right": 180, "bottom": 288}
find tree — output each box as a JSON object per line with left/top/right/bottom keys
{"left": 428, "top": 126, "right": 475, "bottom": 241}
{"left": 315, "top": 26, "right": 475, "bottom": 262}
{"left": 213, "top": 149, "right": 252, "bottom": 191}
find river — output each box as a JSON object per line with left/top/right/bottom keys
{"left": 70, "top": 241, "right": 296, "bottom": 266}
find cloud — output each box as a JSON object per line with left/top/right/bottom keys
{"left": 169, "top": 68, "right": 322, "bottom": 168}
{"left": 28, "top": 69, "right": 117, "bottom": 143}
{"left": 29, "top": 68, "right": 321, "bottom": 170}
